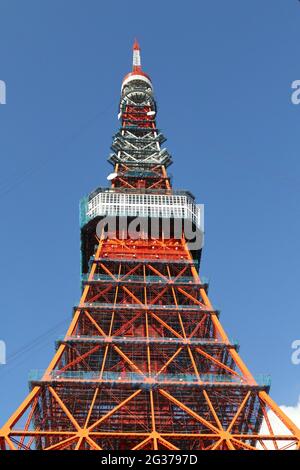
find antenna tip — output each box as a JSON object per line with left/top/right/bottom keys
{"left": 133, "top": 39, "right": 140, "bottom": 51}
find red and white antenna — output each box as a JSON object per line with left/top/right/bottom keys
{"left": 121, "top": 40, "right": 152, "bottom": 90}
{"left": 132, "top": 39, "right": 142, "bottom": 72}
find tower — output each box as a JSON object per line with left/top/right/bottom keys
{"left": 1, "top": 42, "right": 299, "bottom": 451}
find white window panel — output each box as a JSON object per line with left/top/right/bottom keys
{"left": 86, "top": 192, "right": 202, "bottom": 229}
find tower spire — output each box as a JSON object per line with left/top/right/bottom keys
{"left": 132, "top": 39, "right": 141, "bottom": 72}
{"left": 122, "top": 39, "right": 152, "bottom": 91}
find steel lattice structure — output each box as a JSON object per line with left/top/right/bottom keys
{"left": 1, "top": 41, "right": 299, "bottom": 451}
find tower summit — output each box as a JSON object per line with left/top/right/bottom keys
{"left": 132, "top": 39, "right": 142, "bottom": 72}
{"left": 123, "top": 39, "right": 151, "bottom": 82}
{"left": 0, "top": 42, "right": 299, "bottom": 451}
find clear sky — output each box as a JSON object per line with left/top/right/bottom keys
{"left": 0, "top": 0, "right": 300, "bottom": 424}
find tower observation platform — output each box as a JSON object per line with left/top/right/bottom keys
{"left": 0, "top": 41, "right": 299, "bottom": 451}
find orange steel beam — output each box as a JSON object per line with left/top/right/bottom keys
{"left": 149, "top": 312, "right": 183, "bottom": 338}
{"left": 162, "top": 166, "right": 171, "bottom": 190}
{"left": 154, "top": 347, "right": 183, "bottom": 376}
{"left": 85, "top": 436, "right": 103, "bottom": 450}
{"left": 113, "top": 345, "right": 145, "bottom": 376}
{"left": 98, "top": 263, "right": 118, "bottom": 281}
{"left": 259, "top": 391, "right": 300, "bottom": 439}
{"left": 146, "top": 264, "right": 170, "bottom": 282}
{"left": 84, "top": 388, "right": 99, "bottom": 429}
{"left": 149, "top": 390, "right": 157, "bottom": 450}
{"left": 158, "top": 389, "right": 220, "bottom": 434}
{"left": 202, "top": 390, "right": 223, "bottom": 431}
{"left": 148, "top": 286, "right": 169, "bottom": 305}
{"left": 17, "top": 395, "right": 39, "bottom": 449}
{"left": 122, "top": 286, "right": 144, "bottom": 305}
{"left": 195, "top": 346, "right": 243, "bottom": 379}
{"left": 44, "top": 436, "right": 79, "bottom": 451}
{"left": 158, "top": 436, "right": 179, "bottom": 450}
{"left": 1, "top": 387, "right": 40, "bottom": 434}
{"left": 9, "top": 430, "right": 298, "bottom": 441}
{"left": 259, "top": 399, "right": 279, "bottom": 450}
{"left": 186, "top": 346, "right": 202, "bottom": 383}
{"left": 230, "top": 439, "right": 257, "bottom": 451}
{"left": 171, "top": 265, "right": 188, "bottom": 283}
{"left": 177, "top": 286, "right": 202, "bottom": 306}
{"left": 113, "top": 311, "right": 143, "bottom": 337}
{"left": 227, "top": 391, "right": 251, "bottom": 433}
{"left": 119, "top": 263, "right": 142, "bottom": 280}
{"left": 132, "top": 436, "right": 152, "bottom": 450}
{"left": 83, "top": 310, "right": 106, "bottom": 336}
{"left": 189, "top": 314, "right": 208, "bottom": 338}
{"left": 88, "top": 389, "right": 142, "bottom": 431}
{"left": 58, "top": 344, "right": 101, "bottom": 372}
{"left": 49, "top": 387, "right": 81, "bottom": 431}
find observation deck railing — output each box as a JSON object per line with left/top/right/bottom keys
{"left": 81, "top": 274, "right": 209, "bottom": 285}
{"left": 80, "top": 189, "right": 203, "bottom": 232}
{"left": 80, "top": 302, "right": 214, "bottom": 312}
{"left": 29, "top": 370, "right": 271, "bottom": 388}
{"left": 57, "top": 335, "right": 237, "bottom": 347}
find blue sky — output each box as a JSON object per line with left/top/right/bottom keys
{"left": 0, "top": 0, "right": 300, "bottom": 424}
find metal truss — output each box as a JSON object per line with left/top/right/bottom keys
{"left": 108, "top": 79, "right": 172, "bottom": 167}
{"left": 1, "top": 42, "right": 299, "bottom": 451}
{"left": 1, "top": 237, "right": 299, "bottom": 450}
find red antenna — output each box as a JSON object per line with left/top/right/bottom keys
{"left": 121, "top": 39, "right": 152, "bottom": 89}
{"left": 132, "top": 39, "right": 142, "bottom": 72}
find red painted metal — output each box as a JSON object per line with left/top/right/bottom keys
{"left": 0, "top": 42, "right": 299, "bottom": 451}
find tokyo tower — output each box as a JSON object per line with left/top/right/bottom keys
{"left": 0, "top": 41, "right": 299, "bottom": 451}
